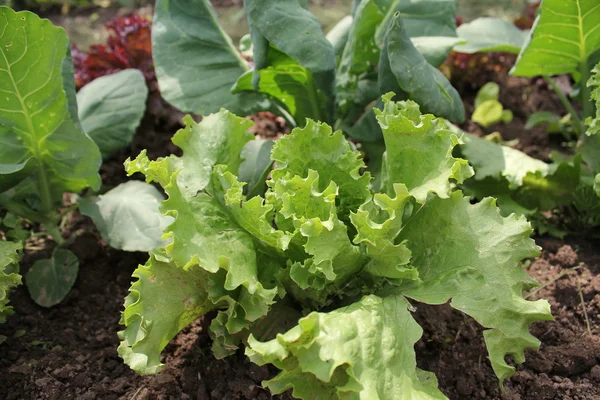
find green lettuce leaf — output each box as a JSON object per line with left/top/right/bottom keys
{"left": 270, "top": 120, "right": 371, "bottom": 220}
{"left": 246, "top": 295, "right": 447, "bottom": 400}
{"left": 375, "top": 94, "right": 473, "bottom": 202}
{"left": 123, "top": 110, "right": 281, "bottom": 364}
{"left": 0, "top": 240, "right": 22, "bottom": 323}
{"left": 397, "top": 192, "right": 553, "bottom": 384}
{"left": 118, "top": 255, "right": 215, "bottom": 374}
{"left": 350, "top": 183, "right": 416, "bottom": 280}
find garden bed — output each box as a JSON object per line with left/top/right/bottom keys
{"left": 2, "top": 2, "right": 600, "bottom": 399}
{"left": 1, "top": 71, "right": 599, "bottom": 400}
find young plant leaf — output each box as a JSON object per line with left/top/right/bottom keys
{"left": 26, "top": 248, "right": 78, "bottom": 308}
{"left": 474, "top": 82, "right": 500, "bottom": 108}
{"left": 77, "top": 69, "right": 148, "bottom": 158}
{"left": 454, "top": 17, "right": 529, "bottom": 54}
{"left": 0, "top": 7, "right": 101, "bottom": 211}
{"left": 247, "top": 295, "right": 447, "bottom": 400}
{"left": 379, "top": 14, "right": 465, "bottom": 122}
{"left": 270, "top": 120, "right": 371, "bottom": 220}
{"left": 79, "top": 181, "right": 173, "bottom": 252}
{"left": 0, "top": 240, "right": 22, "bottom": 323}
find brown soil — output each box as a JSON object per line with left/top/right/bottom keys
{"left": 1, "top": 54, "right": 599, "bottom": 400}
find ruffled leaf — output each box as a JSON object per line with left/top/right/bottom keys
{"left": 350, "top": 183, "right": 416, "bottom": 279}
{"left": 271, "top": 120, "right": 371, "bottom": 220}
{"left": 375, "top": 94, "right": 473, "bottom": 202}
{"left": 0, "top": 240, "right": 22, "bottom": 323}
{"left": 397, "top": 192, "right": 553, "bottom": 384}
{"left": 246, "top": 295, "right": 447, "bottom": 400}
{"left": 118, "top": 255, "right": 215, "bottom": 374}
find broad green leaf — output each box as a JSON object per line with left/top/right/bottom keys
{"left": 472, "top": 100, "right": 504, "bottom": 128}
{"left": 0, "top": 240, "right": 21, "bottom": 323}
{"left": 246, "top": 295, "right": 447, "bottom": 400}
{"left": 350, "top": 184, "right": 416, "bottom": 279}
{"left": 238, "top": 139, "right": 275, "bottom": 198}
{"left": 79, "top": 181, "right": 174, "bottom": 252}
{"left": 335, "top": 0, "right": 383, "bottom": 121}
{"left": 397, "top": 192, "right": 552, "bottom": 384}
{"left": 232, "top": 49, "right": 326, "bottom": 124}
{"left": 594, "top": 173, "right": 600, "bottom": 196}
{"left": 462, "top": 135, "right": 581, "bottom": 212}
{"left": 152, "top": 0, "right": 266, "bottom": 115}
{"left": 511, "top": 0, "right": 600, "bottom": 78}
{"left": 77, "top": 69, "right": 148, "bottom": 158}
{"left": 461, "top": 134, "right": 550, "bottom": 188}
{"left": 474, "top": 82, "right": 500, "bottom": 108}
{"left": 375, "top": 95, "right": 473, "bottom": 202}
{"left": 375, "top": 0, "right": 458, "bottom": 42}
{"left": 26, "top": 248, "right": 78, "bottom": 308}
{"left": 270, "top": 120, "right": 371, "bottom": 220}
{"left": 244, "top": 0, "right": 336, "bottom": 74}
{"left": 118, "top": 255, "right": 215, "bottom": 374}
{"left": 411, "top": 36, "right": 463, "bottom": 67}
{"left": 379, "top": 14, "right": 465, "bottom": 122}
{"left": 0, "top": 8, "right": 101, "bottom": 210}
{"left": 455, "top": 17, "right": 529, "bottom": 54}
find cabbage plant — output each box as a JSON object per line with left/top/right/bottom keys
{"left": 118, "top": 94, "right": 552, "bottom": 398}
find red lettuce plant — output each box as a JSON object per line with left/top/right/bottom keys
{"left": 73, "top": 14, "right": 154, "bottom": 90}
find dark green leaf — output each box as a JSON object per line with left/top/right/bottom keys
{"left": 26, "top": 248, "right": 78, "bottom": 307}
{"left": 379, "top": 14, "right": 465, "bottom": 122}
{"left": 153, "top": 0, "right": 265, "bottom": 115}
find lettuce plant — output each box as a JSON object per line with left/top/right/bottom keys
{"left": 118, "top": 94, "right": 551, "bottom": 398}
{"left": 0, "top": 7, "right": 168, "bottom": 310}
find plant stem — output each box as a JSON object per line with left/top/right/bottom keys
{"left": 544, "top": 76, "right": 585, "bottom": 136}
{"left": 580, "top": 62, "right": 593, "bottom": 120}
